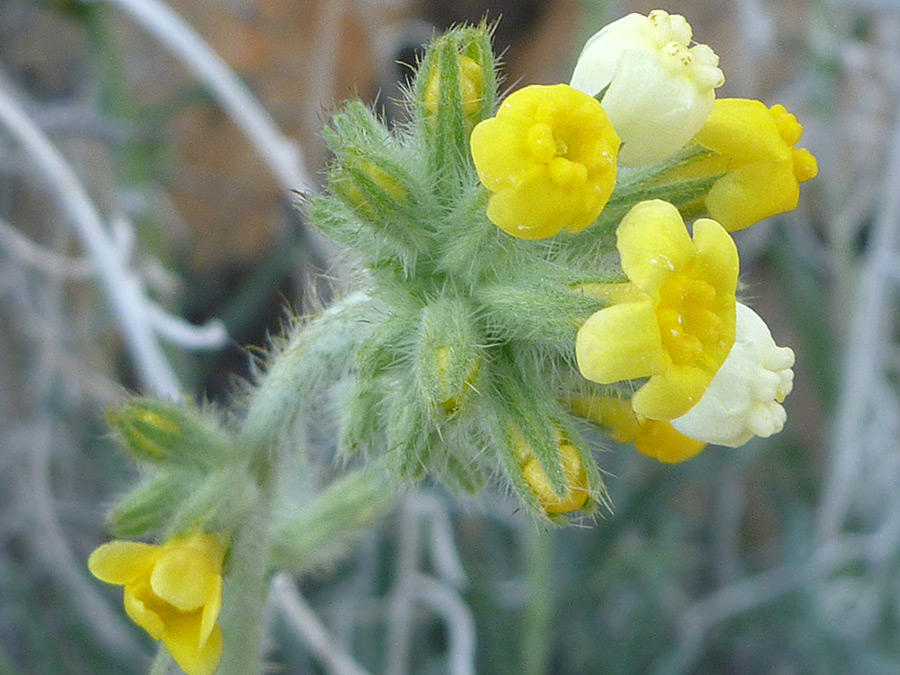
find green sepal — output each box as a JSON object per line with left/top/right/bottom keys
{"left": 106, "top": 398, "right": 233, "bottom": 469}
{"left": 163, "top": 465, "right": 259, "bottom": 539}
{"left": 269, "top": 463, "right": 397, "bottom": 573}
{"left": 336, "top": 376, "right": 384, "bottom": 456}
{"left": 414, "top": 24, "right": 497, "bottom": 202}
{"left": 104, "top": 472, "right": 191, "bottom": 538}
{"left": 476, "top": 266, "right": 606, "bottom": 357}
{"left": 413, "top": 296, "right": 482, "bottom": 414}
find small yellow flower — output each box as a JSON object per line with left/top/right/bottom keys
{"left": 470, "top": 84, "right": 619, "bottom": 240}
{"left": 575, "top": 200, "right": 738, "bottom": 420}
{"left": 512, "top": 428, "right": 590, "bottom": 514}
{"left": 88, "top": 529, "right": 228, "bottom": 675}
{"left": 568, "top": 395, "right": 706, "bottom": 463}
{"left": 690, "top": 98, "right": 818, "bottom": 231}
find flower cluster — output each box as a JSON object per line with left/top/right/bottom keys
{"left": 301, "top": 10, "right": 814, "bottom": 519}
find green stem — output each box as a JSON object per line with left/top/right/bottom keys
{"left": 522, "top": 526, "right": 554, "bottom": 675}
{"left": 217, "top": 487, "right": 274, "bottom": 675}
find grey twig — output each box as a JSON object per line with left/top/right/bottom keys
{"left": 273, "top": 573, "right": 371, "bottom": 675}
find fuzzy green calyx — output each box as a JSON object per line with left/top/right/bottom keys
{"left": 106, "top": 398, "right": 232, "bottom": 468}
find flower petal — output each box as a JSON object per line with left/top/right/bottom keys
{"left": 123, "top": 583, "right": 166, "bottom": 640}
{"left": 199, "top": 574, "right": 223, "bottom": 649}
{"left": 634, "top": 419, "right": 706, "bottom": 463}
{"left": 705, "top": 159, "right": 800, "bottom": 232}
{"left": 632, "top": 363, "right": 711, "bottom": 420}
{"left": 88, "top": 541, "right": 159, "bottom": 586}
{"left": 151, "top": 547, "right": 217, "bottom": 612}
{"left": 694, "top": 98, "right": 790, "bottom": 164}
{"left": 691, "top": 218, "right": 740, "bottom": 297}
{"left": 163, "top": 613, "right": 223, "bottom": 675}
{"left": 617, "top": 200, "right": 695, "bottom": 293}
{"left": 576, "top": 299, "right": 665, "bottom": 383}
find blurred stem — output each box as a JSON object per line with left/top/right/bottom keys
{"left": 148, "top": 646, "right": 173, "bottom": 675}
{"left": 218, "top": 494, "right": 274, "bottom": 675}
{"left": 522, "top": 527, "right": 554, "bottom": 675}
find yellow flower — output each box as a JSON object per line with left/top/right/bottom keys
{"left": 470, "top": 84, "right": 619, "bottom": 240}
{"left": 575, "top": 200, "right": 738, "bottom": 420}
{"left": 570, "top": 10, "right": 724, "bottom": 166}
{"left": 89, "top": 529, "right": 228, "bottom": 675}
{"left": 690, "top": 98, "right": 818, "bottom": 231}
{"left": 568, "top": 395, "right": 706, "bottom": 463}
{"left": 512, "top": 428, "right": 590, "bottom": 514}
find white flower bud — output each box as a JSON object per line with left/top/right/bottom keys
{"left": 670, "top": 303, "right": 794, "bottom": 447}
{"left": 570, "top": 9, "right": 724, "bottom": 167}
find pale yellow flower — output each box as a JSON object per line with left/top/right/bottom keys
{"left": 570, "top": 9, "right": 724, "bottom": 166}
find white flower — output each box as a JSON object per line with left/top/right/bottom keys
{"left": 670, "top": 303, "right": 794, "bottom": 447}
{"left": 570, "top": 9, "right": 724, "bottom": 167}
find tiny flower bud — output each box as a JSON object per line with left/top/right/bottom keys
{"left": 424, "top": 54, "right": 485, "bottom": 123}
{"left": 106, "top": 399, "right": 232, "bottom": 468}
{"left": 333, "top": 155, "right": 409, "bottom": 220}
{"left": 671, "top": 303, "right": 795, "bottom": 447}
{"left": 570, "top": 9, "right": 724, "bottom": 166}
{"left": 511, "top": 427, "right": 590, "bottom": 514}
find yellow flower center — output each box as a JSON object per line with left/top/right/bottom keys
{"left": 657, "top": 273, "right": 722, "bottom": 366}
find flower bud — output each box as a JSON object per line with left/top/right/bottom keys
{"left": 414, "top": 298, "right": 482, "bottom": 414}
{"left": 424, "top": 54, "right": 485, "bottom": 124}
{"left": 106, "top": 399, "right": 231, "bottom": 468}
{"left": 671, "top": 303, "right": 794, "bottom": 447}
{"left": 333, "top": 155, "right": 408, "bottom": 220}
{"left": 570, "top": 9, "right": 724, "bottom": 166}
{"left": 511, "top": 427, "right": 590, "bottom": 514}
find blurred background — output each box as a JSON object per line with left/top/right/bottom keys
{"left": 0, "top": 0, "right": 897, "bottom": 673}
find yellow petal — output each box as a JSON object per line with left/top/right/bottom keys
{"left": 576, "top": 300, "right": 665, "bottom": 383}
{"left": 694, "top": 98, "right": 791, "bottom": 164}
{"left": 632, "top": 364, "right": 711, "bottom": 420}
{"left": 705, "top": 159, "right": 799, "bottom": 231}
{"left": 485, "top": 172, "right": 605, "bottom": 239}
{"left": 123, "top": 583, "right": 166, "bottom": 640}
{"left": 634, "top": 419, "right": 706, "bottom": 463}
{"left": 163, "top": 613, "right": 223, "bottom": 675}
{"left": 88, "top": 541, "right": 159, "bottom": 586}
{"left": 616, "top": 200, "right": 694, "bottom": 294}
{"left": 691, "top": 218, "right": 739, "bottom": 300}
{"left": 470, "top": 116, "right": 531, "bottom": 190}
{"left": 792, "top": 147, "right": 818, "bottom": 183}
{"left": 199, "top": 574, "right": 223, "bottom": 649}
{"left": 151, "top": 546, "right": 218, "bottom": 612}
